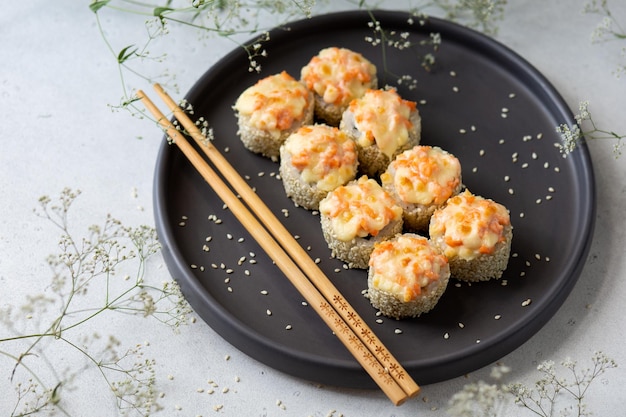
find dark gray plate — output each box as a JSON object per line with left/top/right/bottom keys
{"left": 153, "top": 10, "right": 595, "bottom": 388}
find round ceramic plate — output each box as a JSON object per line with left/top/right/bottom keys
{"left": 153, "top": 10, "right": 595, "bottom": 388}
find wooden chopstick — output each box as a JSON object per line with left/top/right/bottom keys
{"left": 138, "top": 85, "right": 420, "bottom": 405}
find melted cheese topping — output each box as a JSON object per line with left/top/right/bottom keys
{"left": 348, "top": 88, "right": 417, "bottom": 158}
{"left": 429, "top": 190, "right": 511, "bottom": 260}
{"left": 234, "top": 71, "right": 310, "bottom": 138}
{"left": 381, "top": 146, "right": 461, "bottom": 206}
{"left": 319, "top": 176, "right": 403, "bottom": 241}
{"left": 284, "top": 125, "right": 358, "bottom": 192}
{"left": 369, "top": 234, "right": 448, "bottom": 301}
{"left": 301, "top": 47, "right": 377, "bottom": 107}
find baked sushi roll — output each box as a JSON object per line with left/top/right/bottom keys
{"left": 381, "top": 145, "right": 462, "bottom": 231}
{"left": 367, "top": 233, "right": 450, "bottom": 319}
{"left": 340, "top": 88, "right": 421, "bottom": 177}
{"left": 300, "top": 47, "right": 377, "bottom": 126}
{"left": 233, "top": 71, "right": 314, "bottom": 161}
{"left": 279, "top": 124, "right": 358, "bottom": 210}
{"left": 428, "top": 190, "right": 512, "bottom": 281}
{"left": 319, "top": 176, "right": 403, "bottom": 269}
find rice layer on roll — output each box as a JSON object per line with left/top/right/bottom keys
{"left": 381, "top": 145, "right": 462, "bottom": 232}
{"left": 300, "top": 47, "right": 377, "bottom": 126}
{"left": 340, "top": 88, "right": 421, "bottom": 177}
{"left": 429, "top": 190, "right": 512, "bottom": 281}
{"left": 279, "top": 124, "right": 358, "bottom": 210}
{"left": 319, "top": 176, "right": 403, "bottom": 269}
{"left": 233, "top": 71, "right": 314, "bottom": 161}
{"left": 367, "top": 233, "right": 450, "bottom": 319}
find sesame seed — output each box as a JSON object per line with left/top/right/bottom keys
{"left": 535, "top": 254, "right": 541, "bottom": 260}
{"left": 302, "top": 301, "right": 308, "bottom": 306}
{"left": 394, "top": 328, "right": 403, "bottom": 334}
{"left": 519, "top": 212, "right": 525, "bottom": 218}
{"left": 237, "top": 237, "right": 245, "bottom": 243}
{"left": 191, "top": 264, "right": 198, "bottom": 269}
{"left": 531, "top": 152, "right": 538, "bottom": 159}
{"left": 459, "top": 128, "right": 467, "bottom": 134}
{"left": 443, "top": 332, "right": 450, "bottom": 339}
{"left": 548, "top": 186, "right": 555, "bottom": 192}
{"left": 452, "top": 86, "right": 459, "bottom": 92}
{"left": 227, "top": 286, "right": 233, "bottom": 292}
{"left": 522, "top": 162, "right": 529, "bottom": 168}
{"left": 450, "top": 70, "right": 457, "bottom": 76}
{"left": 472, "top": 167, "right": 478, "bottom": 173}
{"left": 499, "top": 139, "right": 505, "bottom": 144}
{"left": 226, "top": 268, "right": 234, "bottom": 274}
{"left": 479, "top": 149, "right": 485, "bottom": 156}
{"left": 458, "top": 322, "right": 465, "bottom": 329}
{"left": 471, "top": 125, "right": 477, "bottom": 132}
{"left": 376, "top": 318, "right": 383, "bottom": 324}
{"left": 504, "top": 175, "right": 510, "bottom": 181}
{"left": 494, "top": 314, "right": 502, "bottom": 320}
{"left": 222, "top": 387, "right": 229, "bottom": 393}
{"left": 226, "top": 233, "right": 233, "bottom": 240}
{"left": 257, "top": 171, "right": 265, "bottom": 177}
{"left": 521, "top": 298, "right": 532, "bottom": 307}
{"left": 508, "top": 93, "right": 516, "bottom": 98}
{"left": 260, "top": 290, "right": 268, "bottom": 295}
{"left": 536, "top": 198, "right": 542, "bottom": 204}
{"left": 225, "top": 355, "right": 230, "bottom": 361}
{"left": 285, "top": 324, "right": 292, "bottom": 330}
{"left": 266, "top": 309, "right": 272, "bottom": 316}
{"left": 314, "top": 258, "right": 321, "bottom": 264}
{"left": 544, "top": 162, "right": 550, "bottom": 168}
{"left": 244, "top": 269, "right": 250, "bottom": 276}
{"left": 508, "top": 188, "right": 514, "bottom": 195}
{"left": 224, "top": 278, "right": 230, "bottom": 284}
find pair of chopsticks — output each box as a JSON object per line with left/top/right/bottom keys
{"left": 138, "top": 84, "right": 420, "bottom": 405}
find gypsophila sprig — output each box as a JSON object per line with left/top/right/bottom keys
{"left": 447, "top": 363, "right": 511, "bottom": 417}
{"left": 556, "top": 100, "right": 626, "bottom": 157}
{"left": 583, "top": 0, "right": 626, "bottom": 78}
{"left": 507, "top": 352, "right": 617, "bottom": 417}
{"left": 433, "top": 0, "right": 507, "bottom": 35}
{"left": 91, "top": 0, "right": 316, "bottom": 113}
{"left": 0, "top": 188, "right": 192, "bottom": 416}
{"left": 447, "top": 353, "right": 617, "bottom": 417}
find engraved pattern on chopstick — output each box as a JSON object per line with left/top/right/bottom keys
{"left": 320, "top": 300, "right": 396, "bottom": 387}
{"left": 331, "top": 293, "right": 407, "bottom": 382}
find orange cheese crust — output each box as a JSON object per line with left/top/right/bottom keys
{"left": 234, "top": 71, "right": 311, "bottom": 138}
{"left": 348, "top": 88, "right": 417, "bottom": 158}
{"left": 319, "top": 176, "right": 402, "bottom": 241}
{"left": 429, "top": 190, "right": 511, "bottom": 260}
{"left": 301, "top": 47, "right": 377, "bottom": 107}
{"left": 381, "top": 145, "right": 461, "bottom": 206}
{"left": 369, "top": 234, "right": 449, "bottom": 302}
{"left": 283, "top": 125, "right": 358, "bottom": 192}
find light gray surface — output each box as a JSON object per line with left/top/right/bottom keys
{"left": 1, "top": 1, "right": 625, "bottom": 415}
